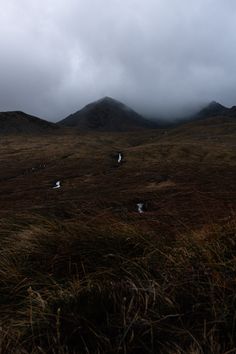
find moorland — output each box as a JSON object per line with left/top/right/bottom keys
{"left": 0, "top": 99, "right": 236, "bottom": 353}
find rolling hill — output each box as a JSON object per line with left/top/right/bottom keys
{"left": 0, "top": 111, "right": 59, "bottom": 134}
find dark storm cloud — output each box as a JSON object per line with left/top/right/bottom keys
{"left": 1, "top": 0, "right": 236, "bottom": 121}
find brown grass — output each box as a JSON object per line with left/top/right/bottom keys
{"left": 0, "top": 131, "right": 236, "bottom": 353}
{"left": 0, "top": 212, "right": 236, "bottom": 353}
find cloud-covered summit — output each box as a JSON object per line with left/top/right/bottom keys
{"left": 1, "top": 0, "right": 236, "bottom": 121}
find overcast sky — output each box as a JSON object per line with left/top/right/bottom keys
{"left": 1, "top": 0, "right": 236, "bottom": 121}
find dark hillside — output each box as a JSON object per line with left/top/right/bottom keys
{"left": 0, "top": 111, "right": 59, "bottom": 134}
{"left": 59, "top": 97, "right": 158, "bottom": 131}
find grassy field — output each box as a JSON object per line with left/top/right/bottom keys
{"left": 0, "top": 128, "right": 236, "bottom": 353}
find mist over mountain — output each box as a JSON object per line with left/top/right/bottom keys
{"left": 157, "top": 100, "right": 236, "bottom": 126}
{"left": 1, "top": 1, "right": 236, "bottom": 120}
{"left": 192, "top": 101, "right": 227, "bottom": 119}
{"left": 0, "top": 97, "right": 235, "bottom": 134}
{"left": 1, "top": 1, "right": 236, "bottom": 352}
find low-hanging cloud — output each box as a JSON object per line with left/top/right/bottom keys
{"left": 1, "top": 0, "right": 236, "bottom": 121}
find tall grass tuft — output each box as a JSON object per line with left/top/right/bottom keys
{"left": 0, "top": 213, "right": 235, "bottom": 353}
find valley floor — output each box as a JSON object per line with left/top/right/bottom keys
{"left": 0, "top": 131, "right": 236, "bottom": 353}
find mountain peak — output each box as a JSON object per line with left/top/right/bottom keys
{"left": 98, "top": 96, "right": 116, "bottom": 103}
{"left": 207, "top": 101, "right": 225, "bottom": 109}
{"left": 59, "top": 97, "right": 157, "bottom": 131}
{"left": 93, "top": 96, "right": 128, "bottom": 108}
{"left": 196, "top": 101, "right": 226, "bottom": 119}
